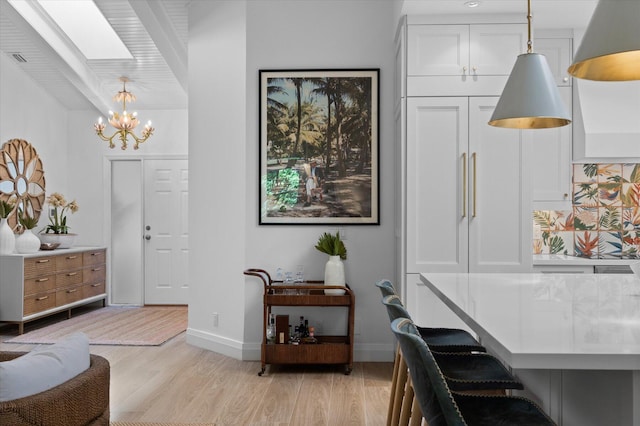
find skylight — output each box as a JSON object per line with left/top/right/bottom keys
{"left": 35, "top": 0, "right": 133, "bottom": 60}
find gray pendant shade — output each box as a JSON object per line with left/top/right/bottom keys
{"left": 489, "top": 53, "right": 572, "bottom": 129}
{"left": 568, "top": 0, "right": 640, "bottom": 81}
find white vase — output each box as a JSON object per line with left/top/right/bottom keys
{"left": 324, "top": 255, "right": 346, "bottom": 295}
{"left": 16, "top": 229, "right": 41, "bottom": 254}
{"left": 0, "top": 218, "right": 15, "bottom": 255}
{"left": 38, "top": 233, "right": 77, "bottom": 249}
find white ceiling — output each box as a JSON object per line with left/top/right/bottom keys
{"left": 401, "top": 0, "right": 598, "bottom": 30}
{"left": 0, "top": 0, "right": 189, "bottom": 112}
{"left": 0, "top": 0, "right": 597, "bottom": 112}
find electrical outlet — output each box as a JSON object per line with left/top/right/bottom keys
{"left": 339, "top": 227, "right": 347, "bottom": 240}
{"left": 212, "top": 313, "right": 219, "bottom": 327}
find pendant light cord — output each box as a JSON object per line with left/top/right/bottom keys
{"left": 526, "top": 0, "right": 532, "bottom": 53}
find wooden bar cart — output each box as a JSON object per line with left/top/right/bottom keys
{"left": 244, "top": 268, "right": 355, "bottom": 376}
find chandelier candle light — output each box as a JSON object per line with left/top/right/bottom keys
{"left": 94, "top": 77, "right": 154, "bottom": 150}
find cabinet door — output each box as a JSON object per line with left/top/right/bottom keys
{"left": 406, "top": 97, "right": 469, "bottom": 273}
{"left": 532, "top": 86, "right": 572, "bottom": 205}
{"left": 407, "top": 25, "right": 469, "bottom": 76}
{"left": 468, "top": 97, "right": 532, "bottom": 272}
{"left": 469, "top": 24, "right": 527, "bottom": 76}
{"left": 535, "top": 38, "right": 572, "bottom": 86}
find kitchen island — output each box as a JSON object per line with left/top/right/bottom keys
{"left": 420, "top": 272, "right": 640, "bottom": 426}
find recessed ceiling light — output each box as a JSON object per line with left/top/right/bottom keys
{"left": 464, "top": 1, "right": 481, "bottom": 8}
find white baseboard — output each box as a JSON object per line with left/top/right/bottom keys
{"left": 187, "top": 327, "right": 395, "bottom": 363}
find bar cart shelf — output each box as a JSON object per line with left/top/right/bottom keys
{"left": 244, "top": 268, "right": 355, "bottom": 376}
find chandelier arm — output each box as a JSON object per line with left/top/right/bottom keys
{"left": 95, "top": 129, "right": 118, "bottom": 149}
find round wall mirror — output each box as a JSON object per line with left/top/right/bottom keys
{"left": 0, "top": 139, "right": 46, "bottom": 230}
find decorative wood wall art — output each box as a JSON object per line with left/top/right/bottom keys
{"left": 0, "top": 139, "right": 46, "bottom": 230}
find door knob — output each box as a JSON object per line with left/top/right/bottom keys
{"left": 145, "top": 235, "right": 151, "bottom": 240}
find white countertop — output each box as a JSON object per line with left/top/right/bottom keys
{"left": 533, "top": 254, "right": 640, "bottom": 266}
{"left": 0, "top": 246, "right": 106, "bottom": 258}
{"left": 420, "top": 273, "right": 640, "bottom": 370}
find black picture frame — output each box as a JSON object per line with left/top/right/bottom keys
{"left": 259, "top": 69, "right": 380, "bottom": 225}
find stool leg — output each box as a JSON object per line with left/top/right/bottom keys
{"left": 387, "top": 343, "right": 402, "bottom": 426}
{"left": 399, "top": 374, "right": 415, "bottom": 426}
{"left": 391, "top": 352, "right": 409, "bottom": 426}
{"left": 409, "top": 394, "right": 422, "bottom": 426}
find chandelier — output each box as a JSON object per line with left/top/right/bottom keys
{"left": 94, "top": 77, "right": 154, "bottom": 150}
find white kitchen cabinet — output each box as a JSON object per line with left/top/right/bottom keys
{"left": 406, "top": 96, "right": 532, "bottom": 274}
{"left": 407, "top": 23, "right": 527, "bottom": 96}
{"left": 534, "top": 37, "right": 572, "bottom": 87}
{"left": 533, "top": 265, "right": 594, "bottom": 274}
{"left": 530, "top": 36, "right": 573, "bottom": 208}
{"left": 532, "top": 86, "right": 573, "bottom": 208}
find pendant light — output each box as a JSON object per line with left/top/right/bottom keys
{"left": 568, "top": 0, "right": 640, "bottom": 81}
{"left": 488, "top": 0, "right": 571, "bottom": 129}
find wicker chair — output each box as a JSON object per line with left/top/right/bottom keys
{"left": 0, "top": 351, "right": 110, "bottom": 426}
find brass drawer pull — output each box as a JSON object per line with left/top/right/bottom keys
{"left": 36, "top": 278, "right": 49, "bottom": 282}
{"left": 91, "top": 252, "right": 102, "bottom": 256}
{"left": 66, "top": 255, "right": 78, "bottom": 259}
{"left": 91, "top": 283, "right": 102, "bottom": 287}
{"left": 67, "top": 289, "right": 77, "bottom": 293}
{"left": 36, "top": 259, "right": 50, "bottom": 264}
{"left": 36, "top": 296, "right": 49, "bottom": 301}
{"left": 67, "top": 272, "right": 78, "bottom": 277}
{"left": 92, "top": 267, "right": 103, "bottom": 272}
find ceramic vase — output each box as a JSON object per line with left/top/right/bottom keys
{"left": 324, "top": 255, "right": 346, "bottom": 295}
{"left": 16, "top": 229, "right": 41, "bottom": 254}
{"left": 0, "top": 218, "right": 15, "bottom": 255}
{"left": 38, "top": 233, "right": 77, "bottom": 249}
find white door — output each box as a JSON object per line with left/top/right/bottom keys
{"left": 143, "top": 159, "right": 189, "bottom": 304}
{"left": 406, "top": 97, "right": 469, "bottom": 273}
{"left": 468, "top": 97, "right": 532, "bottom": 272}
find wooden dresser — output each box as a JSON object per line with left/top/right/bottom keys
{"left": 0, "top": 247, "right": 107, "bottom": 334}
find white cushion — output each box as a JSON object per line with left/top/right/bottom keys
{"left": 0, "top": 332, "right": 90, "bottom": 402}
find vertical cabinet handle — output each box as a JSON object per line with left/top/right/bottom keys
{"left": 472, "top": 152, "right": 477, "bottom": 218}
{"left": 462, "top": 153, "right": 467, "bottom": 218}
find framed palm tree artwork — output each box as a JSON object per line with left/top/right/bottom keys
{"left": 259, "top": 69, "right": 379, "bottom": 225}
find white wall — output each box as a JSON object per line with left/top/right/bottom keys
{"left": 1, "top": 0, "right": 398, "bottom": 363}
{"left": 187, "top": 0, "right": 397, "bottom": 362}
{"left": 0, "top": 53, "right": 69, "bottom": 231}
{"left": 65, "top": 109, "right": 188, "bottom": 247}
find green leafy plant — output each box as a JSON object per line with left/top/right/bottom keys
{"left": 18, "top": 208, "right": 38, "bottom": 230}
{"left": 315, "top": 231, "right": 347, "bottom": 260}
{"left": 0, "top": 200, "right": 14, "bottom": 219}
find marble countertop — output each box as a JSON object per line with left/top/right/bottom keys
{"left": 534, "top": 254, "right": 640, "bottom": 266}
{"left": 420, "top": 272, "right": 640, "bottom": 370}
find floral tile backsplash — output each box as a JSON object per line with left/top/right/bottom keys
{"left": 533, "top": 163, "right": 640, "bottom": 258}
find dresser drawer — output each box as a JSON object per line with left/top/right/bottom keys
{"left": 24, "top": 275, "right": 57, "bottom": 296}
{"left": 56, "top": 284, "right": 84, "bottom": 306}
{"left": 84, "top": 264, "right": 106, "bottom": 284}
{"left": 55, "top": 253, "right": 83, "bottom": 271}
{"left": 24, "top": 291, "right": 56, "bottom": 316}
{"left": 56, "top": 269, "right": 83, "bottom": 287}
{"left": 24, "top": 257, "right": 56, "bottom": 279}
{"left": 83, "top": 282, "right": 105, "bottom": 299}
{"left": 83, "top": 249, "right": 106, "bottom": 267}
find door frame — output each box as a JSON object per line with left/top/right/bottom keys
{"left": 103, "top": 154, "right": 188, "bottom": 306}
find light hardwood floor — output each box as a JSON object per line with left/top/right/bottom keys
{"left": 0, "top": 315, "right": 393, "bottom": 425}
